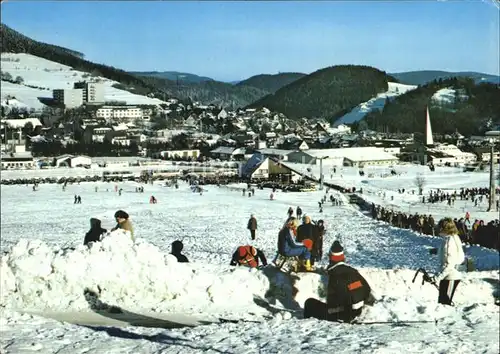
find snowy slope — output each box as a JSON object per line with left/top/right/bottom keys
{"left": 334, "top": 82, "right": 417, "bottom": 126}
{"left": 0, "top": 181, "right": 499, "bottom": 353}
{"left": 431, "top": 87, "right": 468, "bottom": 105}
{"left": 0, "top": 53, "right": 168, "bottom": 109}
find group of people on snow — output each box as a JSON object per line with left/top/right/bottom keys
{"left": 370, "top": 202, "right": 499, "bottom": 250}
{"left": 233, "top": 207, "right": 470, "bottom": 323}
{"left": 80, "top": 183, "right": 473, "bottom": 326}
{"left": 84, "top": 209, "right": 190, "bottom": 263}
{"left": 84, "top": 209, "right": 135, "bottom": 246}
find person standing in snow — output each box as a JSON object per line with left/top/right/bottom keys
{"left": 230, "top": 245, "right": 267, "bottom": 268}
{"left": 111, "top": 210, "right": 135, "bottom": 242}
{"left": 304, "top": 241, "right": 374, "bottom": 323}
{"left": 247, "top": 214, "right": 257, "bottom": 240}
{"left": 171, "top": 240, "right": 189, "bottom": 263}
{"left": 296, "top": 206, "right": 303, "bottom": 220}
{"left": 429, "top": 218, "right": 465, "bottom": 306}
{"left": 297, "top": 215, "right": 314, "bottom": 242}
{"left": 84, "top": 218, "right": 107, "bottom": 246}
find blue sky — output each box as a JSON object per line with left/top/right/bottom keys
{"left": 2, "top": 1, "right": 499, "bottom": 81}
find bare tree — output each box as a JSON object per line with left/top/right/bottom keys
{"left": 414, "top": 173, "right": 426, "bottom": 195}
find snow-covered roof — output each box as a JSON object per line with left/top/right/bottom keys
{"left": 2, "top": 118, "right": 42, "bottom": 129}
{"left": 257, "top": 148, "right": 294, "bottom": 156}
{"left": 306, "top": 147, "right": 399, "bottom": 162}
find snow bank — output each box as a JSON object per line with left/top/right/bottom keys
{"left": 1, "top": 230, "right": 498, "bottom": 322}
{"left": 0, "top": 230, "right": 273, "bottom": 315}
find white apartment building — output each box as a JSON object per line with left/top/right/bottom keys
{"left": 96, "top": 106, "right": 143, "bottom": 123}
{"left": 86, "top": 82, "right": 105, "bottom": 104}
{"left": 53, "top": 89, "right": 84, "bottom": 108}
{"left": 73, "top": 81, "right": 105, "bottom": 104}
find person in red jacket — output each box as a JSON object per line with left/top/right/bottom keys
{"left": 303, "top": 241, "right": 375, "bottom": 323}
{"left": 230, "top": 245, "right": 267, "bottom": 268}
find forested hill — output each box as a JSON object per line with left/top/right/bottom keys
{"left": 247, "top": 65, "right": 392, "bottom": 120}
{"left": 237, "top": 72, "right": 306, "bottom": 93}
{"left": 131, "top": 71, "right": 215, "bottom": 84}
{"left": 390, "top": 70, "right": 500, "bottom": 86}
{"left": 361, "top": 77, "right": 500, "bottom": 136}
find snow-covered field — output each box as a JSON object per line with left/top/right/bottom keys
{"left": 333, "top": 82, "right": 417, "bottom": 126}
{"left": 1, "top": 179, "right": 499, "bottom": 353}
{"left": 284, "top": 162, "right": 500, "bottom": 223}
{"left": 0, "top": 53, "right": 168, "bottom": 109}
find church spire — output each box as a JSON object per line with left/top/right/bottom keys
{"left": 425, "top": 106, "right": 434, "bottom": 146}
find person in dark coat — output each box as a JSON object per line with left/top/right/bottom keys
{"left": 296, "top": 206, "right": 303, "bottom": 220}
{"left": 84, "top": 218, "right": 107, "bottom": 246}
{"left": 304, "top": 241, "right": 374, "bottom": 323}
{"left": 296, "top": 215, "right": 314, "bottom": 242}
{"left": 311, "top": 219, "right": 325, "bottom": 263}
{"left": 247, "top": 214, "right": 258, "bottom": 240}
{"left": 171, "top": 240, "right": 189, "bottom": 263}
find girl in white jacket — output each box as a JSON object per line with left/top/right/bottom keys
{"left": 435, "top": 218, "right": 465, "bottom": 305}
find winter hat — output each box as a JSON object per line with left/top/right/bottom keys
{"left": 329, "top": 241, "right": 345, "bottom": 263}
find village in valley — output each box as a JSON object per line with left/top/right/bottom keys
{"left": 1, "top": 1, "right": 500, "bottom": 353}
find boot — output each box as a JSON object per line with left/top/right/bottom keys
{"left": 304, "top": 259, "right": 312, "bottom": 271}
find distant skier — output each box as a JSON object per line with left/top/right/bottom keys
{"left": 150, "top": 195, "right": 157, "bottom": 204}
{"left": 287, "top": 207, "right": 294, "bottom": 218}
{"left": 77, "top": 195, "right": 82, "bottom": 204}
{"left": 74, "top": 195, "right": 78, "bottom": 204}
{"left": 171, "top": 240, "right": 189, "bottom": 263}
{"left": 230, "top": 245, "right": 267, "bottom": 268}
{"left": 304, "top": 241, "right": 375, "bottom": 323}
{"left": 84, "top": 218, "right": 107, "bottom": 246}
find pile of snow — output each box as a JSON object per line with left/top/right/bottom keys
{"left": 0, "top": 53, "right": 168, "bottom": 109}
{"left": 1, "top": 230, "right": 498, "bottom": 324}
{"left": 0, "top": 230, "right": 274, "bottom": 316}
{"left": 334, "top": 82, "right": 417, "bottom": 126}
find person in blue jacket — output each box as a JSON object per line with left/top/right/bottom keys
{"left": 277, "top": 217, "right": 312, "bottom": 271}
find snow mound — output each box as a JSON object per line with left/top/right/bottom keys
{"left": 334, "top": 82, "right": 417, "bottom": 126}
{"left": 1, "top": 230, "right": 498, "bottom": 322}
{"left": 0, "top": 230, "right": 273, "bottom": 315}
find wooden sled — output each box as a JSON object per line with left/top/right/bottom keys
{"left": 272, "top": 253, "right": 316, "bottom": 273}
